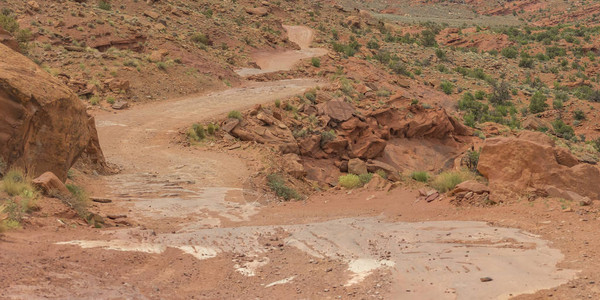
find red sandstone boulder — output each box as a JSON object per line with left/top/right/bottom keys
{"left": 0, "top": 43, "right": 107, "bottom": 181}
{"left": 32, "top": 172, "right": 70, "bottom": 196}
{"left": 478, "top": 131, "right": 600, "bottom": 200}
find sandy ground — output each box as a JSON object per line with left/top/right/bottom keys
{"left": 1, "top": 26, "right": 599, "bottom": 300}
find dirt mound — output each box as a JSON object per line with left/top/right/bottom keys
{"left": 0, "top": 43, "right": 106, "bottom": 181}
{"left": 478, "top": 131, "right": 600, "bottom": 202}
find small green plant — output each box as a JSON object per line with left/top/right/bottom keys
{"left": 430, "top": 170, "right": 472, "bottom": 193}
{"left": 1, "top": 169, "right": 38, "bottom": 199}
{"left": 338, "top": 174, "right": 363, "bottom": 189}
{"left": 552, "top": 119, "right": 575, "bottom": 140}
{"left": 440, "top": 81, "right": 453, "bottom": 95}
{"left": 228, "top": 110, "right": 242, "bottom": 120}
{"left": 305, "top": 90, "right": 317, "bottom": 103}
{"left": 573, "top": 109, "right": 586, "bottom": 121}
{"left": 375, "top": 169, "right": 387, "bottom": 179}
{"left": 411, "top": 171, "right": 429, "bottom": 182}
{"left": 320, "top": 130, "right": 336, "bottom": 147}
{"left": 191, "top": 33, "right": 211, "bottom": 46}
{"left": 311, "top": 57, "right": 321, "bottom": 68}
{"left": 529, "top": 91, "right": 548, "bottom": 114}
{"left": 156, "top": 62, "right": 167, "bottom": 70}
{"left": 358, "top": 173, "right": 373, "bottom": 185}
{"left": 207, "top": 123, "right": 218, "bottom": 135}
{"left": 192, "top": 123, "right": 206, "bottom": 140}
{"left": 274, "top": 99, "right": 281, "bottom": 108}
{"left": 267, "top": 174, "right": 300, "bottom": 200}
{"left": 98, "top": 1, "right": 111, "bottom": 10}
{"left": 106, "top": 97, "right": 116, "bottom": 104}
{"left": 63, "top": 184, "right": 90, "bottom": 219}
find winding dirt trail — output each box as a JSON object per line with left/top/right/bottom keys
{"left": 0, "top": 26, "right": 579, "bottom": 300}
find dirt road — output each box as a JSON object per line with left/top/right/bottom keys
{"left": 0, "top": 26, "right": 581, "bottom": 299}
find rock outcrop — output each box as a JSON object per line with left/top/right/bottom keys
{"left": 0, "top": 43, "right": 107, "bottom": 181}
{"left": 478, "top": 131, "right": 600, "bottom": 201}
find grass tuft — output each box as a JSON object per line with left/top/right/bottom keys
{"left": 267, "top": 174, "right": 300, "bottom": 200}
{"left": 410, "top": 171, "right": 430, "bottom": 182}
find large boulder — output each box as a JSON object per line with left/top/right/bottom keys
{"left": 0, "top": 43, "right": 107, "bottom": 181}
{"left": 478, "top": 131, "right": 600, "bottom": 200}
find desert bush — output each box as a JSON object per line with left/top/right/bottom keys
{"left": 98, "top": 1, "right": 111, "bottom": 10}
{"left": 501, "top": 47, "right": 518, "bottom": 59}
{"left": 411, "top": 171, "right": 429, "bottom": 182}
{"left": 191, "top": 33, "right": 211, "bottom": 46}
{"left": 305, "top": 90, "right": 317, "bottom": 103}
{"left": 529, "top": 91, "right": 548, "bottom": 114}
{"left": 311, "top": 57, "right": 321, "bottom": 67}
{"left": 552, "top": 119, "right": 575, "bottom": 140}
{"left": 207, "top": 123, "right": 218, "bottom": 135}
{"left": 228, "top": 110, "right": 242, "bottom": 120}
{"left": 519, "top": 57, "right": 534, "bottom": 68}
{"left": 267, "top": 174, "right": 300, "bottom": 200}
{"left": 430, "top": 170, "right": 472, "bottom": 193}
{"left": 441, "top": 81, "right": 453, "bottom": 95}
{"left": 320, "top": 130, "right": 336, "bottom": 147}
{"left": 574, "top": 109, "right": 586, "bottom": 121}
{"left": 435, "top": 48, "right": 446, "bottom": 60}
{"left": 1, "top": 169, "right": 37, "bottom": 200}
{"left": 338, "top": 174, "right": 362, "bottom": 189}
{"left": 156, "top": 62, "right": 167, "bottom": 70}
{"left": 420, "top": 30, "right": 437, "bottom": 47}
{"left": 358, "top": 173, "right": 373, "bottom": 185}
{"left": 366, "top": 40, "right": 380, "bottom": 50}
{"left": 489, "top": 81, "right": 511, "bottom": 105}
{"left": 465, "top": 149, "right": 480, "bottom": 172}
{"left": 375, "top": 169, "right": 387, "bottom": 179}
{"left": 62, "top": 184, "right": 90, "bottom": 219}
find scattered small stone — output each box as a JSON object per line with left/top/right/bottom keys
{"left": 326, "top": 268, "right": 333, "bottom": 272}
{"left": 107, "top": 214, "right": 127, "bottom": 220}
{"left": 91, "top": 197, "right": 112, "bottom": 203}
{"left": 480, "top": 277, "right": 493, "bottom": 282}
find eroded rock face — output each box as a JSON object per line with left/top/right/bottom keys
{"left": 478, "top": 131, "right": 600, "bottom": 200}
{"left": 0, "top": 43, "right": 106, "bottom": 181}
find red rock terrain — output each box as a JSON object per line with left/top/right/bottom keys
{"left": 2, "top": 0, "right": 600, "bottom": 299}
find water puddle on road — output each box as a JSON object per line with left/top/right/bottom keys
{"left": 56, "top": 218, "right": 577, "bottom": 299}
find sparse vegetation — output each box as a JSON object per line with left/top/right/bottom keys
{"left": 440, "top": 81, "right": 453, "bottom": 95}
{"left": 430, "top": 170, "right": 472, "bottom": 193}
{"left": 228, "top": 110, "right": 243, "bottom": 120}
{"left": 338, "top": 174, "right": 363, "bottom": 189}
{"left": 411, "top": 171, "right": 430, "bottom": 183}
{"left": 267, "top": 174, "right": 300, "bottom": 200}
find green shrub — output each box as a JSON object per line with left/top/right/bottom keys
{"left": 420, "top": 30, "right": 437, "bottom": 47}
{"left": 207, "top": 123, "right": 218, "bottom": 135}
{"left": 519, "top": 57, "right": 534, "bottom": 68}
{"left": 305, "top": 90, "right": 317, "bottom": 103}
{"left": 192, "top": 123, "right": 206, "bottom": 140}
{"left": 489, "top": 81, "right": 511, "bottom": 105}
{"left": 98, "top": 1, "right": 111, "bottom": 10}
{"left": 440, "top": 81, "right": 453, "bottom": 95}
{"left": 320, "top": 130, "right": 336, "bottom": 147}
{"left": 228, "top": 110, "right": 242, "bottom": 120}
{"left": 267, "top": 174, "right": 300, "bottom": 200}
{"left": 435, "top": 48, "right": 446, "bottom": 60}
{"left": 64, "top": 184, "right": 90, "bottom": 219}
{"left": 191, "top": 33, "right": 211, "bottom": 46}
{"left": 338, "top": 174, "right": 363, "bottom": 189}
{"left": 465, "top": 149, "right": 480, "bottom": 172}
{"left": 366, "top": 40, "right": 380, "bottom": 50}
{"left": 274, "top": 99, "right": 281, "bottom": 108}
{"left": 552, "top": 119, "right": 575, "bottom": 140}
{"left": 411, "top": 171, "right": 429, "bottom": 182}
{"left": 529, "top": 91, "right": 548, "bottom": 114}
{"left": 574, "top": 109, "right": 586, "bottom": 121}
{"left": 311, "top": 57, "right": 321, "bottom": 67}
{"left": 156, "top": 62, "right": 167, "bottom": 70}
{"left": 375, "top": 169, "right": 387, "bottom": 179}
{"left": 430, "top": 171, "right": 471, "bottom": 193}
{"left": 358, "top": 173, "right": 373, "bottom": 185}
{"left": 106, "top": 97, "right": 116, "bottom": 104}
{"left": 501, "top": 46, "right": 518, "bottom": 59}
{"left": 1, "top": 169, "right": 37, "bottom": 199}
